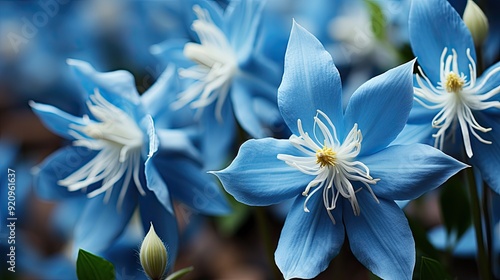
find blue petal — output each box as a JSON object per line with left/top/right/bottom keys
{"left": 150, "top": 38, "right": 194, "bottom": 69}
{"left": 199, "top": 101, "right": 236, "bottom": 170}
{"left": 141, "top": 65, "right": 179, "bottom": 121}
{"left": 225, "top": 0, "right": 265, "bottom": 63}
{"left": 139, "top": 192, "right": 179, "bottom": 273}
{"left": 232, "top": 76, "right": 279, "bottom": 138}
{"left": 156, "top": 129, "right": 201, "bottom": 162}
{"left": 73, "top": 187, "right": 138, "bottom": 255}
{"left": 278, "top": 21, "right": 343, "bottom": 137}
{"left": 253, "top": 97, "right": 290, "bottom": 138}
{"left": 359, "top": 144, "right": 467, "bottom": 200}
{"left": 396, "top": 200, "right": 410, "bottom": 208}
{"left": 275, "top": 194, "right": 344, "bottom": 280}
{"left": 409, "top": 0, "right": 475, "bottom": 83}
{"left": 145, "top": 156, "right": 174, "bottom": 214}
{"left": 476, "top": 61, "right": 500, "bottom": 95}
{"left": 154, "top": 156, "right": 230, "bottom": 215}
{"left": 51, "top": 197, "right": 86, "bottom": 239}
{"left": 391, "top": 123, "right": 435, "bottom": 146}
{"left": 470, "top": 111, "right": 500, "bottom": 194}
{"left": 343, "top": 61, "right": 414, "bottom": 156}
{"left": 102, "top": 228, "right": 145, "bottom": 280}
{"left": 213, "top": 138, "right": 312, "bottom": 206}
{"left": 67, "top": 59, "right": 142, "bottom": 108}
{"left": 344, "top": 193, "right": 415, "bottom": 280}
{"left": 239, "top": 52, "right": 283, "bottom": 90}
{"left": 33, "top": 146, "right": 98, "bottom": 200}
{"left": 231, "top": 77, "right": 266, "bottom": 138}
{"left": 30, "top": 101, "right": 87, "bottom": 140}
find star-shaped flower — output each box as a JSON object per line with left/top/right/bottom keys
{"left": 152, "top": 0, "right": 287, "bottom": 142}
{"left": 394, "top": 0, "right": 500, "bottom": 194}
{"left": 212, "top": 22, "right": 466, "bottom": 279}
{"left": 31, "top": 60, "right": 229, "bottom": 263}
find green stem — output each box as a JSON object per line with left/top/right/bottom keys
{"left": 482, "top": 185, "right": 494, "bottom": 277}
{"left": 254, "top": 207, "right": 282, "bottom": 280}
{"left": 465, "top": 168, "right": 491, "bottom": 280}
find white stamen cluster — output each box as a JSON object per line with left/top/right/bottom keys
{"left": 60, "top": 90, "right": 146, "bottom": 209}
{"left": 173, "top": 5, "right": 238, "bottom": 121}
{"left": 277, "top": 110, "right": 379, "bottom": 223}
{"left": 415, "top": 47, "right": 500, "bottom": 158}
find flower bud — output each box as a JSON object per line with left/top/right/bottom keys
{"left": 463, "top": 0, "right": 489, "bottom": 46}
{"left": 140, "top": 223, "right": 168, "bottom": 280}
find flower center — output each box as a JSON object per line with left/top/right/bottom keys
{"left": 173, "top": 5, "right": 238, "bottom": 121}
{"left": 277, "top": 110, "right": 379, "bottom": 223}
{"left": 316, "top": 146, "right": 337, "bottom": 167}
{"left": 60, "top": 89, "right": 146, "bottom": 208}
{"left": 414, "top": 47, "right": 500, "bottom": 158}
{"left": 444, "top": 72, "right": 464, "bottom": 93}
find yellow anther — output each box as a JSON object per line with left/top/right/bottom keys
{"left": 316, "top": 147, "right": 337, "bottom": 167}
{"left": 445, "top": 72, "right": 465, "bottom": 93}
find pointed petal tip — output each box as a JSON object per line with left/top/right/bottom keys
{"left": 289, "top": 18, "right": 307, "bottom": 36}
{"left": 400, "top": 59, "right": 417, "bottom": 76}
{"left": 460, "top": 162, "right": 470, "bottom": 170}
{"left": 207, "top": 170, "right": 218, "bottom": 176}
{"left": 409, "top": 57, "right": 417, "bottom": 67}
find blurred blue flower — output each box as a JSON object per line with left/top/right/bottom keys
{"left": 428, "top": 168, "right": 500, "bottom": 269}
{"left": 428, "top": 224, "right": 500, "bottom": 258}
{"left": 213, "top": 22, "right": 466, "bottom": 279}
{"left": 30, "top": 60, "right": 229, "bottom": 266}
{"left": 153, "top": 0, "right": 286, "bottom": 140}
{"left": 17, "top": 235, "right": 77, "bottom": 280}
{"left": 396, "top": 0, "right": 500, "bottom": 193}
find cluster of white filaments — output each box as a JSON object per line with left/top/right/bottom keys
{"left": 415, "top": 47, "right": 500, "bottom": 158}
{"left": 173, "top": 5, "right": 238, "bottom": 120}
{"left": 60, "top": 89, "right": 146, "bottom": 208}
{"left": 277, "top": 110, "right": 379, "bottom": 223}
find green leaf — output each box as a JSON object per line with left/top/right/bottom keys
{"left": 419, "top": 256, "right": 449, "bottom": 280}
{"left": 364, "top": 0, "right": 387, "bottom": 41}
{"left": 166, "top": 266, "right": 194, "bottom": 280}
{"left": 439, "top": 177, "right": 471, "bottom": 246}
{"left": 77, "top": 249, "right": 115, "bottom": 280}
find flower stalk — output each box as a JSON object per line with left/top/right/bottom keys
{"left": 465, "top": 167, "right": 492, "bottom": 280}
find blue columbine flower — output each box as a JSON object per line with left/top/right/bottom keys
{"left": 396, "top": 0, "right": 500, "bottom": 194}
{"left": 30, "top": 59, "right": 229, "bottom": 264}
{"left": 152, "top": 0, "right": 286, "bottom": 140}
{"left": 212, "top": 22, "right": 466, "bottom": 279}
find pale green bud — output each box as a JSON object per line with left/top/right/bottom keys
{"left": 140, "top": 223, "right": 168, "bottom": 280}
{"left": 463, "top": 0, "right": 489, "bottom": 46}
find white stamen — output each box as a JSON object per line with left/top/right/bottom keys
{"left": 173, "top": 5, "right": 238, "bottom": 121}
{"left": 415, "top": 48, "right": 500, "bottom": 158}
{"left": 277, "top": 110, "right": 379, "bottom": 223}
{"left": 59, "top": 89, "right": 145, "bottom": 208}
